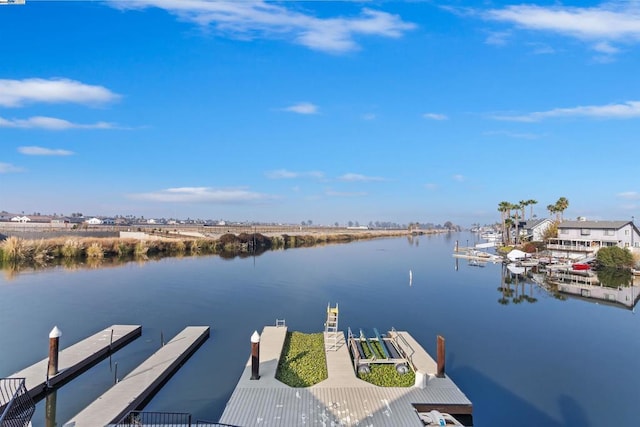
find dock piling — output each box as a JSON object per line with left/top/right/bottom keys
{"left": 48, "top": 326, "right": 62, "bottom": 377}
{"left": 437, "top": 335, "right": 445, "bottom": 378}
{"left": 250, "top": 331, "right": 260, "bottom": 380}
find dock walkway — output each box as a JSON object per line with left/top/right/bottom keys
{"left": 64, "top": 326, "right": 210, "bottom": 427}
{"left": 8, "top": 325, "right": 141, "bottom": 399}
{"left": 219, "top": 327, "right": 472, "bottom": 426}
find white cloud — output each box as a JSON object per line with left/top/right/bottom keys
{"left": 108, "top": 1, "right": 415, "bottom": 53}
{"left": 593, "top": 41, "right": 620, "bottom": 54}
{"left": 338, "top": 173, "right": 385, "bottom": 182}
{"left": 265, "top": 169, "right": 324, "bottom": 180}
{"left": 618, "top": 191, "right": 640, "bottom": 200}
{"left": 453, "top": 174, "right": 465, "bottom": 182}
{"left": 423, "top": 112, "right": 448, "bottom": 120}
{"left": 528, "top": 42, "right": 556, "bottom": 55}
{"left": 0, "top": 116, "right": 116, "bottom": 130}
{"left": 491, "top": 101, "right": 640, "bottom": 122}
{"left": 0, "top": 162, "right": 24, "bottom": 173}
{"left": 283, "top": 102, "right": 319, "bottom": 115}
{"left": 0, "top": 78, "right": 120, "bottom": 107}
{"left": 485, "top": 31, "right": 511, "bottom": 46}
{"left": 424, "top": 183, "right": 438, "bottom": 190}
{"left": 361, "top": 113, "right": 377, "bottom": 120}
{"left": 128, "top": 187, "right": 276, "bottom": 203}
{"left": 485, "top": 3, "right": 640, "bottom": 55}
{"left": 18, "top": 146, "right": 74, "bottom": 156}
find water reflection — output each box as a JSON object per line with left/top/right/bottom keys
{"left": 0, "top": 249, "right": 271, "bottom": 277}
{"left": 545, "top": 267, "right": 638, "bottom": 309}
{"left": 498, "top": 263, "right": 539, "bottom": 305}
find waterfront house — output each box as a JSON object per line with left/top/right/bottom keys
{"left": 522, "top": 218, "right": 554, "bottom": 242}
{"left": 85, "top": 217, "right": 103, "bottom": 225}
{"left": 547, "top": 219, "right": 640, "bottom": 259}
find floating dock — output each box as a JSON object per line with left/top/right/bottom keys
{"left": 63, "top": 326, "right": 209, "bottom": 427}
{"left": 219, "top": 326, "right": 472, "bottom": 426}
{"left": 7, "top": 325, "right": 141, "bottom": 399}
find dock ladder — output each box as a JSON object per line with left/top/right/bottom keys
{"left": 325, "top": 303, "right": 339, "bottom": 351}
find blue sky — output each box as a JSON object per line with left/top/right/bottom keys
{"left": 1, "top": 0, "right": 639, "bottom": 226}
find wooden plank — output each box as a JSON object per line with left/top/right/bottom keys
{"left": 63, "top": 326, "right": 209, "bottom": 427}
{"left": 8, "top": 325, "right": 142, "bottom": 399}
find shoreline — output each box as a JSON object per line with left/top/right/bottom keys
{"left": 0, "top": 227, "right": 447, "bottom": 272}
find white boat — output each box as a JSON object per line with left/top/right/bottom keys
{"left": 453, "top": 249, "right": 502, "bottom": 263}
{"left": 475, "top": 241, "right": 497, "bottom": 249}
{"left": 480, "top": 231, "right": 502, "bottom": 241}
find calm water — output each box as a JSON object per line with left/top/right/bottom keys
{"left": 1, "top": 233, "right": 638, "bottom": 426}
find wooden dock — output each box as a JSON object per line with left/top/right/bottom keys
{"left": 63, "top": 326, "right": 209, "bottom": 427}
{"left": 219, "top": 326, "right": 472, "bottom": 426}
{"left": 8, "top": 325, "right": 142, "bottom": 399}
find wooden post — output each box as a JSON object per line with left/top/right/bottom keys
{"left": 437, "top": 335, "right": 445, "bottom": 378}
{"left": 48, "top": 326, "right": 62, "bottom": 377}
{"left": 455, "top": 240, "right": 459, "bottom": 252}
{"left": 250, "top": 331, "right": 260, "bottom": 380}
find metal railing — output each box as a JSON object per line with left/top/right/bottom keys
{"left": 111, "top": 412, "right": 240, "bottom": 427}
{"left": 0, "top": 378, "right": 35, "bottom": 427}
{"left": 114, "top": 411, "right": 191, "bottom": 426}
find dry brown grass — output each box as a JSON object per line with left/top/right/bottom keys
{"left": 0, "top": 228, "right": 423, "bottom": 269}
{"left": 86, "top": 242, "right": 104, "bottom": 259}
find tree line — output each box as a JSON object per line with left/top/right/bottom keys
{"left": 497, "top": 197, "right": 569, "bottom": 245}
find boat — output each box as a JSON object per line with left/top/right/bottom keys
{"left": 572, "top": 263, "right": 590, "bottom": 271}
{"left": 480, "top": 231, "right": 502, "bottom": 241}
{"left": 453, "top": 249, "right": 502, "bottom": 263}
{"left": 517, "top": 259, "right": 539, "bottom": 267}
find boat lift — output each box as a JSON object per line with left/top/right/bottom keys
{"left": 347, "top": 327, "right": 411, "bottom": 375}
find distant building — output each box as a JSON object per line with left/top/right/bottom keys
{"left": 85, "top": 217, "right": 102, "bottom": 225}
{"left": 10, "top": 216, "right": 30, "bottom": 223}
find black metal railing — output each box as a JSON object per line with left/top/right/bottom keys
{"left": 112, "top": 411, "right": 240, "bottom": 427}
{"left": 115, "top": 411, "right": 191, "bottom": 426}
{"left": 0, "top": 378, "right": 35, "bottom": 427}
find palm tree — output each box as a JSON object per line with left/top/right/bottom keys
{"left": 555, "top": 197, "right": 569, "bottom": 222}
{"left": 547, "top": 204, "right": 558, "bottom": 221}
{"left": 511, "top": 202, "right": 522, "bottom": 245}
{"left": 498, "top": 201, "right": 511, "bottom": 244}
{"left": 527, "top": 199, "right": 538, "bottom": 219}
{"left": 519, "top": 200, "right": 528, "bottom": 221}
{"left": 504, "top": 217, "right": 514, "bottom": 245}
